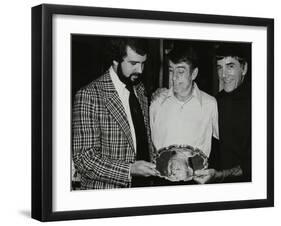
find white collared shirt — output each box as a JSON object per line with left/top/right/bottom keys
{"left": 110, "top": 66, "right": 137, "bottom": 152}
{"left": 150, "top": 83, "right": 219, "bottom": 157}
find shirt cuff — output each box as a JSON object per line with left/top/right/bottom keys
{"left": 128, "top": 163, "right": 132, "bottom": 182}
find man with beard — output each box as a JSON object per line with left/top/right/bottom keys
{"left": 72, "top": 38, "right": 158, "bottom": 189}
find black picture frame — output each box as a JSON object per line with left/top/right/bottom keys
{"left": 32, "top": 3, "right": 274, "bottom": 222}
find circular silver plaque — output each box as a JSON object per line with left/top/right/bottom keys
{"left": 155, "top": 145, "right": 208, "bottom": 182}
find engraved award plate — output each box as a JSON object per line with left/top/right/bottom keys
{"left": 156, "top": 145, "right": 208, "bottom": 182}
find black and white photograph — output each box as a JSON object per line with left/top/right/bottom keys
{"left": 1, "top": 0, "right": 280, "bottom": 225}
{"left": 71, "top": 35, "right": 252, "bottom": 190}
{"left": 30, "top": 3, "right": 274, "bottom": 222}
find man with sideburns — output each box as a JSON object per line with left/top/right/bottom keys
{"left": 72, "top": 38, "right": 158, "bottom": 189}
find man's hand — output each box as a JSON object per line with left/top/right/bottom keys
{"left": 151, "top": 88, "right": 169, "bottom": 103}
{"left": 193, "top": 169, "right": 221, "bottom": 184}
{"left": 130, "top": 161, "right": 160, "bottom": 177}
{"left": 194, "top": 165, "right": 243, "bottom": 184}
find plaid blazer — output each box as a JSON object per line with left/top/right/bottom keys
{"left": 72, "top": 71, "right": 154, "bottom": 189}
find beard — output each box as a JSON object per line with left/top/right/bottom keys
{"left": 117, "top": 64, "right": 142, "bottom": 86}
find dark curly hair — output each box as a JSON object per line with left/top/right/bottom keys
{"left": 215, "top": 42, "right": 250, "bottom": 65}
{"left": 106, "top": 37, "right": 149, "bottom": 64}
{"left": 167, "top": 45, "right": 199, "bottom": 71}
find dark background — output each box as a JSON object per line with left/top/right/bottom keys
{"left": 71, "top": 35, "right": 251, "bottom": 189}
{"left": 71, "top": 35, "right": 160, "bottom": 101}
{"left": 71, "top": 35, "right": 247, "bottom": 102}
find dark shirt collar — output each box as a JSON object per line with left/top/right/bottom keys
{"left": 219, "top": 80, "right": 251, "bottom": 100}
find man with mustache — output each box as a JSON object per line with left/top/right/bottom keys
{"left": 72, "top": 38, "right": 158, "bottom": 189}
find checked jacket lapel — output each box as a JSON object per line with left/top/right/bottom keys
{"left": 98, "top": 72, "right": 135, "bottom": 153}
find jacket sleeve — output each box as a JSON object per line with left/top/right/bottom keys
{"left": 72, "top": 89, "right": 130, "bottom": 187}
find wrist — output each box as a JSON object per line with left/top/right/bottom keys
{"left": 214, "top": 170, "right": 225, "bottom": 182}
{"left": 128, "top": 163, "right": 133, "bottom": 181}
{"left": 130, "top": 162, "right": 137, "bottom": 177}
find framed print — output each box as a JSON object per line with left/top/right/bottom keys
{"left": 31, "top": 3, "right": 274, "bottom": 221}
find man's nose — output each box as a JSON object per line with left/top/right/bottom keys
{"left": 172, "top": 73, "right": 176, "bottom": 81}
{"left": 135, "top": 64, "right": 143, "bottom": 73}
{"left": 221, "top": 69, "right": 227, "bottom": 78}
{"left": 172, "top": 72, "right": 180, "bottom": 80}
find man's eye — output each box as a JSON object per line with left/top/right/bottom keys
{"left": 130, "top": 62, "right": 137, "bottom": 66}
{"left": 227, "top": 64, "right": 235, "bottom": 70}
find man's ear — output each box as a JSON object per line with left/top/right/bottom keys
{"left": 191, "top": 68, "right": 199, "bottom": 81}
{"left": 242, "top": 62, "right": 248, "bottom": 76}
{"left": 113, "top": 60, "right": 118, "bottom": 67}
{"left": 112, "top": 60, "right": 119, "bottom": 72}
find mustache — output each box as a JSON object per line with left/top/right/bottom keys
{"left": 130, "top": 73, "right": 141, "bottom": 77}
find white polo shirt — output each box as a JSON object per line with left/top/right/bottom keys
{"left": 150, "top": 83, "right": 219, "bottom": 157}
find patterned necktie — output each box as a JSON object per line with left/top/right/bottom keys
{"left": 126, "top": 84, "right": 150, "bottom": 162}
